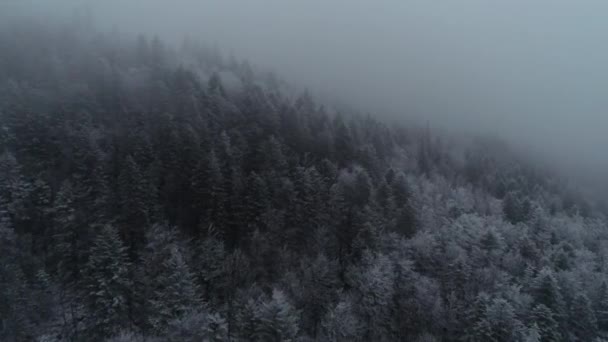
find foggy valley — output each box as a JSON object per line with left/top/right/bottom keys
{"left": 1, "top": 1, "right": 608, "bottom": 341}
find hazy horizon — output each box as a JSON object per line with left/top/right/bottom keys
{"left": 5, "top": 0, "right": 608, "bottom": 173}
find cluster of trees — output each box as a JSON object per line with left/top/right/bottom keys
{"left": 1, "top": 19, "right": 608, "bottom": 341}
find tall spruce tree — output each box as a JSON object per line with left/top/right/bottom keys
{"left": 143, "top": 224, "right": 200, "bottom": 334}
{"left": 82, "top": 225, "right": 132, "bottom": 339}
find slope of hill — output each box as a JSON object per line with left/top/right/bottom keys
{"left": 1, "top": 21, "right": 607, "bottom": 342}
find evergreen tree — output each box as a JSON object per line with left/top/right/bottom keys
{"left": 321, "top": 297, "right": 362, "bottom": 342}
{"left": 166, "top": 309, "right": 228, "bottom": 342}
{"left": 482, "top": 298, "right": 523, "bottom": 342}
{"left": 531, "top": 304, "right": 562, "bottom": 342}
{"left": 570, "top": 293, "right": 598, "bottom": 341}
{"left": 117, "top": 155, "right": 153, "bottom": 256}
{"left": 29, "top": 269, "right": 56, "bottom": 332}
{"left": 242, "top": 171, "right": 270, "bottom": 231}
{"left": 264, "top": 135, "right": 288, "bottom": 175}
{"left": 143, "top": 224, "right": 200, "bottom": 334}
{"left": 287, "top": 253, "right": 338, "bottom": 337}
{"left": 82, "top": 225, "right": 132, "bottom": 339}
{"left": 193, "top": 230, "right": 227, "bottom": 304}
{"left": 523, "top": 324, "right": 541, "bottom": 342}
{"left": 251, "top": 289, "right": 300, "bottom": 342}
{"left": 503, "top": 191, "right": 532, "bottom": 224}
{"left": 462, "top": 293, "right": 492, "bottom": 342}
{"left": 332, "top": 115, "right": 354, "bottom": 166}
{"left": 208, "top": 71, "right": 226, "bottom": 98}
{"left": 17, "top": 177, "right": 51, "bottom": 252}
{"left": 596, "top": 281, "right": 608, "bottom": 332}
{"left": 349, "top": 251, "right": 395, "bottom": 340}
{"left": 194, "top": 149, "right": 227, "bottom": 230}
{"left": 0, "top": 151, "right": 27, "bottom": 219}
{"left": 531, "top": 268, "right": 564, "bottom": 317}
{"left": 50, "top": 180, "right": 83, "bottom": 284}
{"left": 0, "top": 218, "right": 33, "bottom": 341}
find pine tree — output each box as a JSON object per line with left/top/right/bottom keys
{"left": 289, "top": 254, "right": 338, "bottom": 337}
{"left": 224, "top": 248, "right": 253, "bottom": 336}
{"left": 194, "top": 149, "right": 227, "bottom": 231}
{"left": 332, "top": 115, "right": 354, "bottom": 166}
{"left": 166, "top": 309, "right": 228, "bottom": 342}
{"left": 89, "top": 160, "right": 112, "bottom": 224}
{"left": 251, "top": 289, "right": 300, "bottom": 342}
{"left": 193, "top": 230, "right": 227, "bottom": 304}
{"left": 461, "top": 292, "right": 490, "bottom": 342}
{"left": 50, "top": 180, "right": 82, "bottom": 284}
{"left": 391, "top": 257, "right": 427, "bottom": 339}
{"left": 596, "top": 281, "right": 608, "bottom": 332}
{"left": 388, "top": 172, "right": 417, "bottom": 237}
{"left": 242, "top": 171, "right": 270, "bottom": 231}
{"left": 523, "top": 324, "right": 541, "bottom": 342}
{"left": 143, "top": 224, "right": 200, "bottom": 334}
{"left": 531, "top": 304, "right": 562, "bottom": 342}
{"left": 531, "top": 268, "right": 564, "bottom": 317}
{"left": 331, "top": 168, "right": 374, "bottom": 270}
{"left": 82, "top": 225, "right": 132, "bottom": 339}
{"left": 264, "top": 135, "right": 288, "bottom": 175}
{"left": 482, "top": 298, "right": 523, "bottom": 342}
{"left": 395, "top": 204, "right": 417, "bottom": 238}
{"left": 149, "top": 247, "right": 200, "bottom": 332}
{"left": 321, "top": 296, "right": 362, "bottom": 342}
{"left": 350, "top": 251, "right": 395, "bottom": 341}
{"left": 17, "top": 177, "right": 51, "bottom": 252}
{"left": 0, "top": 217, "right": 33, "bottom": 340}
{"left": 208, "top": 71, "right": 226, "bottom": 98}
{"left": 0, "top": 151, "right": 27, "bottom": 219}
{"left": 570, "top": 293, "right": 598, "bottom": 341}
{"left": 391, "top": 172, "right": 410, "bottom": 208}
{"left": 117, "top": 155, "right": 152, "bottom": 256}
{"left": 503, "top": 191, "right": 532, "bottom": 224}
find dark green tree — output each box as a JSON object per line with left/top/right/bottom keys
{"left": 570, "top": 293, "right": 597, "bottom": 341}
{"left": 531, "top": 304, "right": 562, "bottom": 342}
{"left": 82, "top": 225, "right": 132, "bottom": 339}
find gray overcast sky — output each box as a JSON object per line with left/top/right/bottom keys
{"left": 5, "top": 0, "right": 608, "bottom": 171}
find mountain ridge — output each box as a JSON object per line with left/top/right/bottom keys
{"left": 1, "top": 20, "right": 607, "bottom": 342}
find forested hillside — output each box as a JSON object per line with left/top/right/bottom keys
{"left": 2, "top": 20, "right": 608, "bottom": 342}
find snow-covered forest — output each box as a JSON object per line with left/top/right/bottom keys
{"left": 2, "top": 19, "right": 608, "bottom": 342}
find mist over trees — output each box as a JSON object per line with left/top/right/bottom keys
{"left": 1, "top": 14, "right": 608, "bottom": 342}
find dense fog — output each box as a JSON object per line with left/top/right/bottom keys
{"left": 3, "top": 0, "right": 608, "bottom": 171}
{"left": 10, "top": 0, "right": 608, "bottom": 167}
{"left": 4, "top": 0, "right": 608, "bottom": 173}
